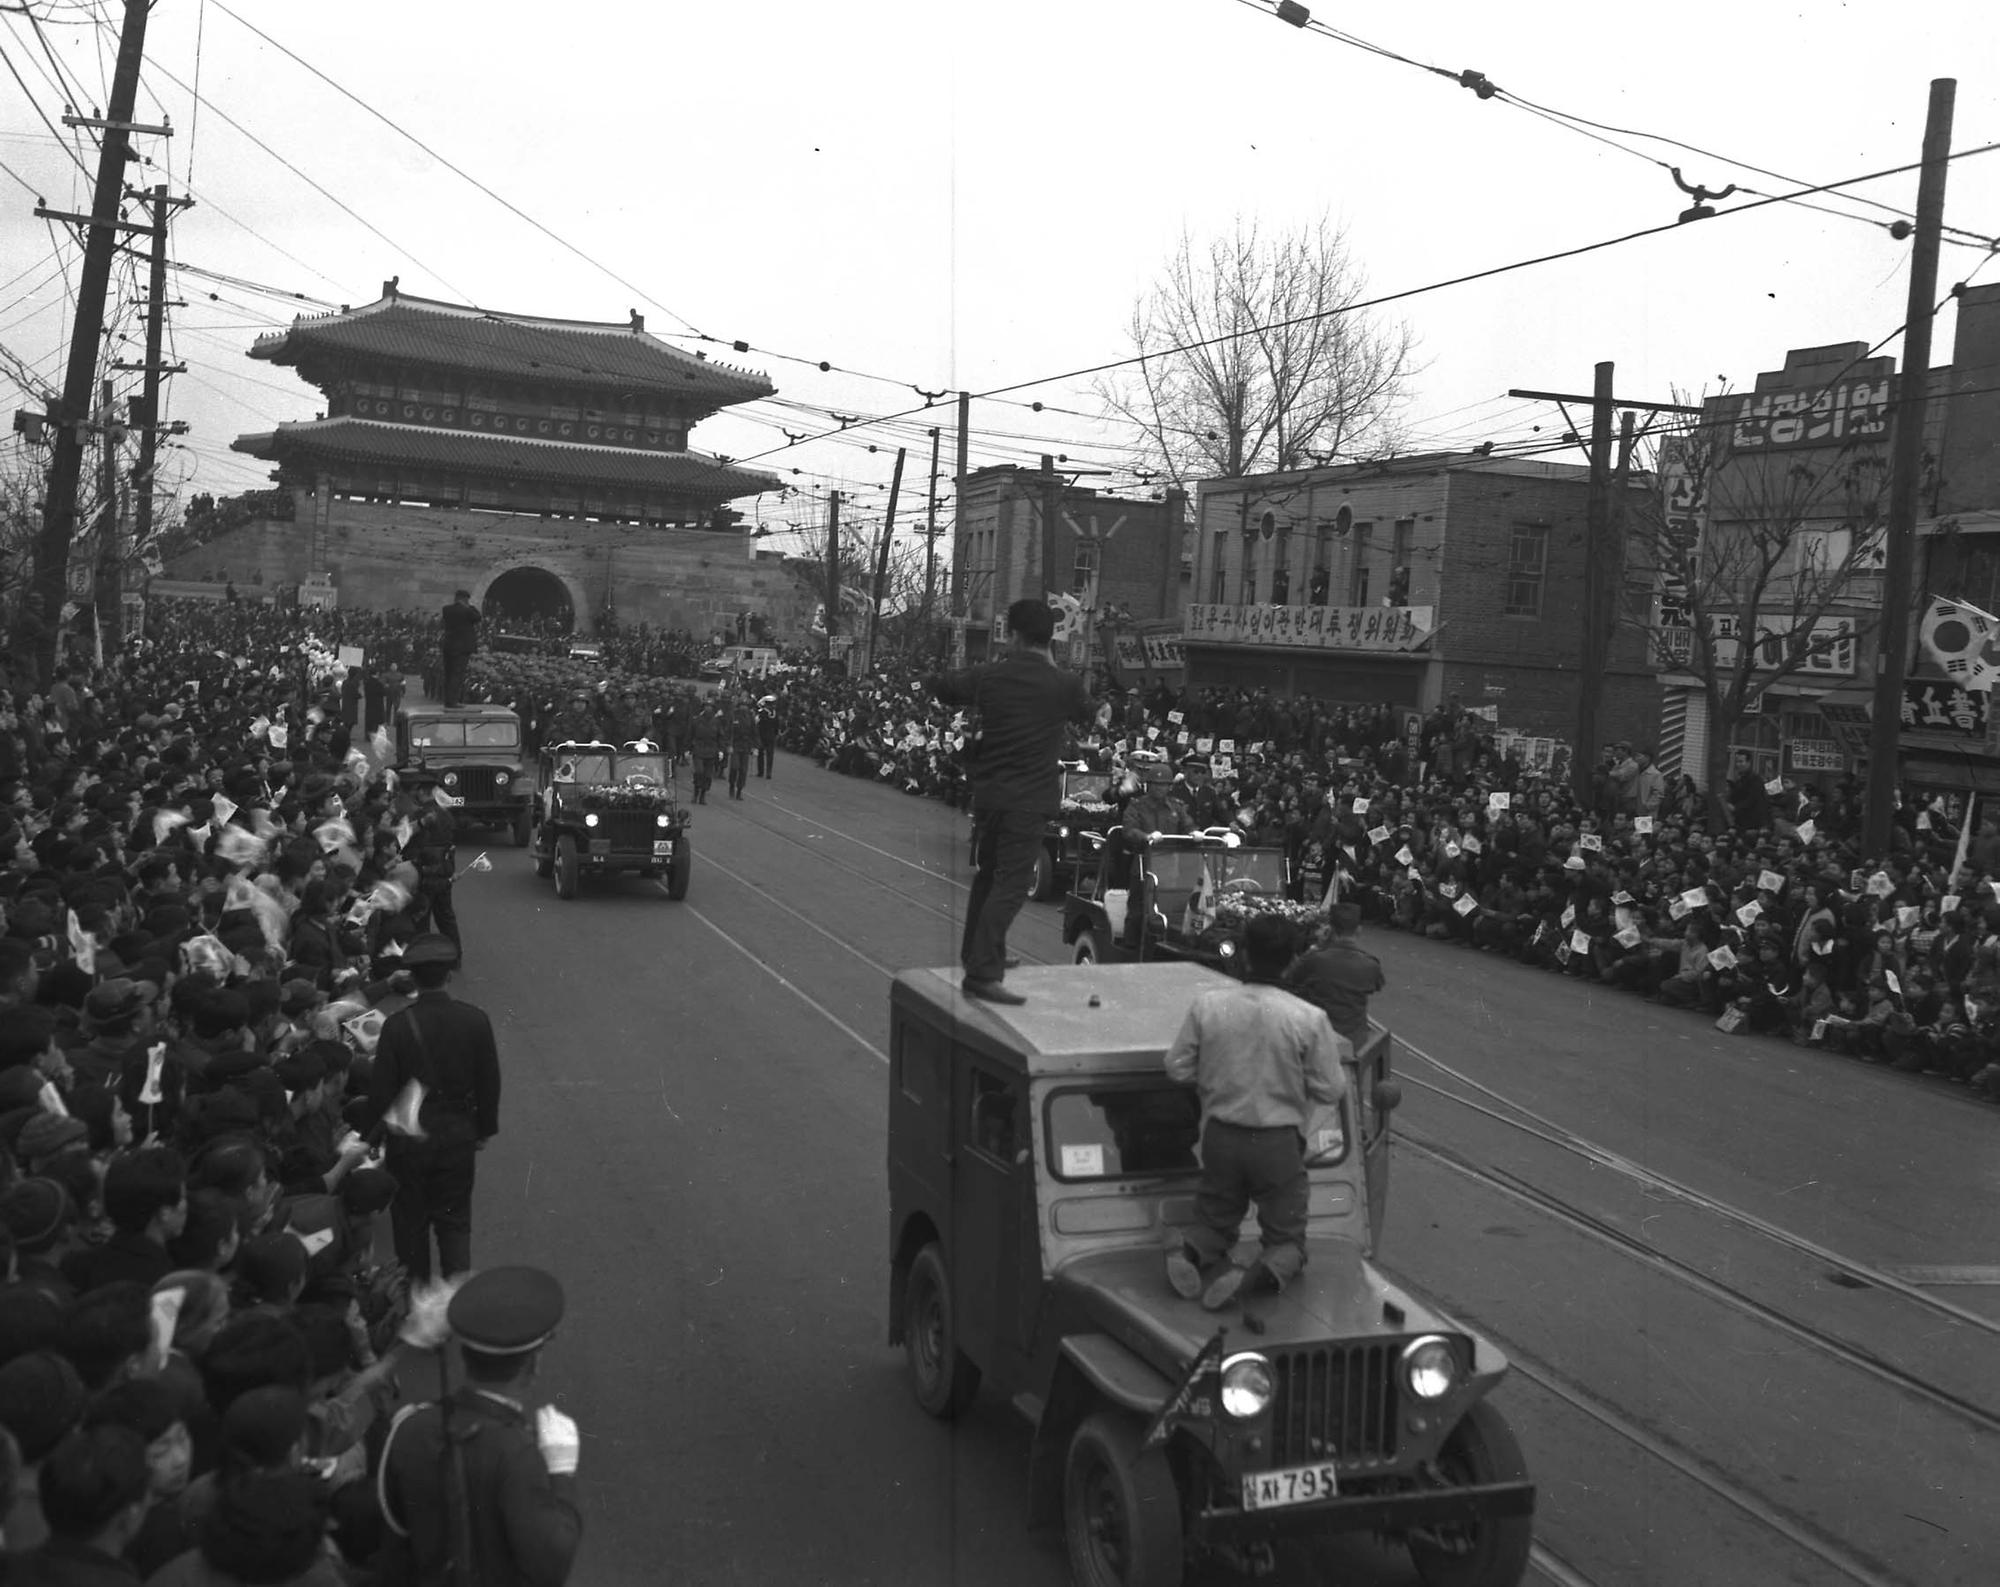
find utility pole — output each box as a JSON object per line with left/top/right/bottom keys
{"left": 22, "top": 0, "right": 153, "bottom": 684}
{"left": 125, "top": 183, "right": 189, "bottom": 651}
{"left": 1510, "top": 379, "right": 1705, "bottom": 800}
{"left": 1040, "top": 455, "right": 1063, "bottom": 617}
{"left": 953, "top": 392, "right": 970, "bottom": 663}
{"left": 920, "top": 426, "right": 941, "bottom": 642}
{"left": 824, "top": 490, "right": 841, "bottom": 668}
{"left": 91, "top": 380, "right": 118, "bottom": 665}
{"left": 866, "top": 447, "right": 906, "bottom": 674}
{"left": 1867, "top": 77, "right": 1957, "bottom": 855}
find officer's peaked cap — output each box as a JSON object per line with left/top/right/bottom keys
{"left": 399, "top": 932, "right": 460, "bottom": 968}
{"left": 449, "top": 1265, "right": 566, "bottom": 1355}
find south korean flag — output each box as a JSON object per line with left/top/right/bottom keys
{"left": 1920, "top": 597, "right": 2000, "bottom": 691}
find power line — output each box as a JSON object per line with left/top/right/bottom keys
{"left": 732, "top": 141, "right": 2000, "bottom": 468}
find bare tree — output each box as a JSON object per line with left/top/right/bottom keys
{"left": 1631, "top": 400, "right": 1890, "bottom": 822}
{"left": 1099, "top": 216, "right": 1416, "bottom": 487}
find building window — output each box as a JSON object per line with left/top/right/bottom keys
{"left": 1309, "top": 567, "right": 1330, "bottom": 606}
{"left": 1506, "top": 525, "right": 1548, "bottom": 616}
{"left": 1211, "top": 531, "right": 1229, "bottom": 603}
{"left": 1349, "top": 522, "right": 1374, "bottom": 607}
{"left": 1072, "top": 539, "right": 1098, "bottom": 596}
{"left": 1238, "top": 525, "right": 1254, "bottom": 604}
{"left": 1272, "top": 525, "right": 1292, "bottom": 605}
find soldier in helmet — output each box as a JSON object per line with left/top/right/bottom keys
{"left": 377, "top": 1266, "right": 583, "bottom": 1585}
{"left": 546, "top": 690, "right": 601, "bottom": 747}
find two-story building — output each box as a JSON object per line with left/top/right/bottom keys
{"left": 1182, "top": 452, "right": 1658, "bottom": 749}
{"left": 950, "top": 463, "right": 1187, "bottom": 681}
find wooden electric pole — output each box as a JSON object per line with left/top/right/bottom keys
{"left": 866, "top": 447, "right": 906, "bottom": 674}
{"left": 920, "top": 426, "right": 941, "bottom": 642}
{"left": 824, "top": 490, "right": 841, "bottom": 667}
{"left": 22, "top": 0, "right": 153, "bottom": 685}
{"left": 90, "top": 380, "right": 118, "bottom": 664}
{"left": 1866, "top": 78, "right": 1957, "bottom": 856}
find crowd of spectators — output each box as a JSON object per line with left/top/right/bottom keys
{"left": 0, "top": 597, "right": 547, "bottom": 1580}
{"left": 765, "top": 664, "right": 2000, "bottom": 1103}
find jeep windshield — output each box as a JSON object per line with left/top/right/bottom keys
{"left": 1047, "top": 1081, "right": 1351, "bottom": 1181}
{"left": 613, "top": 754, "right": 668, "bottom": 787}
{"left": 410, "top": 720, "right": 518, "bottom": 749}
{"left": 1045, "top": 1083, "right": 1201, "bottom": 1181}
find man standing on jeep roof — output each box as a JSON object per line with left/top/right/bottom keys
{"left": 929, "top": 598, "right": 1096, "bottom": 1004}
{"left": 1164, "top": 914, "right": 1350, "bottom": 1310}
{"left": 439, "top": 589, "right": 481, "bottom": 708}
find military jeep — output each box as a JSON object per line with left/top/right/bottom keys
{"left": 395, "top": 704, "right": 532, "bottom": 846}
{"left": 531, "top": 739, "right": 692, "bottom": 899}
{"left": 1064, "top": 830, "right": 1307, "bottom": 976}
{"left": 887, "top": 962, "right": 1533, "bottom": 1587}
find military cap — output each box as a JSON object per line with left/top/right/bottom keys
{"left": 448, "top": 1265, "right": 566, "bottom": 1355}
{"left": 400, "top": 932, "right": 460, "bottom": 968}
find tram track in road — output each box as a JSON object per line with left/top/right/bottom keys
{"left": 1391, "top": 1033, "right": 2000, "bottom": 1344}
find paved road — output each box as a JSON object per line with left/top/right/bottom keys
{"left": 445, "top": 750, "right": 1998, "bottom": 1587}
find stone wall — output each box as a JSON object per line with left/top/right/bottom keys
{"left": 163, "top": 492, "right": 814, "bottom": 639}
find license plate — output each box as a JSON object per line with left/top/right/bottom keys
{"left": 1241, "top": 1463, "right": 1338, "bottom": 1511}
{"left": 653, "top": 840, "right": 674, "bottom": 856}
{"left": 590, "top": 840, "right": 611, "bottom": 855}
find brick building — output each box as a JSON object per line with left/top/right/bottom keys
{"left": 1659, "top": 286, "right": 2000, "bottom": 794}
{"left": 1183, "top": 453, "right": 1657, "bottom": 749}
{"left": 950, "top": 464, "right": 1187, "bottom": 681}
{"left": 165, "top": 287, "right": 803, "bottom": 637}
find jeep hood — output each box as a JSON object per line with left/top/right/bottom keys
{"left": 1051, "top": 1239, "right": 1454, "bottom": 1370}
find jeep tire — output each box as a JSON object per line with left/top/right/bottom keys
{"left": 532, "top": 838, "right": 553, "bottom": 880}
{"left": 1030, "top": 845, "right": 1056, "bottom": 902}
{"left": 903, "top": 1243, "right": 979, "bottom": 1420}
{"left": 1063, "top": 1411, "right": 1184, "bottom": 1587}
{"left": 1074, "top": 931, "right": 1109, "bottom": 966}
{"left": 554, "top": 835, "right": 579, "bottom": 900}
{"left": 1405, "top": 1400, "right": 1532, "bottom": 1587}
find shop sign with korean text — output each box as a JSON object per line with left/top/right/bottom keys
{"left": 1710, "top": 613, "right": 1857, "bottom": 677}
{"left": 1727, "top": 377, "right": 1892, "bottom": 452}
{"left": 1902, "top": 680, "right": 1988, "bottom": 742}
{"left": 1184, "top": 602, "right": 1433, "bottom": 652}
{"left": 1787, "top": 738, "right": 1846, "bottom": 773}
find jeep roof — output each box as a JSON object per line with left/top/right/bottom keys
{"left": 890, "top": 962, "right": 1231, "bottom": 1078}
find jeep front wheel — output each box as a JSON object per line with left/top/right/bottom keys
{"left": 903, "top": 1243, "right": 979, "bottom": 1419}
{"left": 1063, "top": 1411, "right": 1184, "bottom": 1587}
{"left": 1030, "top": 845, "right": 1056, "bottom": 901}
{"left": 1406, "top": 1400, "right": 1533, "bottom": 1587}
{"left": 554, "top": 835, "right": 579, "bottom": 900}
{"left": 1074, "top": 933, "right": 1105, "bottom": 965}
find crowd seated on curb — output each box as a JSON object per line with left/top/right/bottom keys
{"left": 761, "top": 663, "right": 2000, "bottom": 1105}
{"left": 0, "top": 596, "right": 569, "bottom": 1579}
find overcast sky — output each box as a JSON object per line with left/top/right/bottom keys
{"left": 2, "top": 0, "right": 1995, "bottom": 552}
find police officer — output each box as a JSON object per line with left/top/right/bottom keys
{"left": 725, "top": 696, "right": 756, "bottom": 799}
{"left": 366, "top": 932, "right": 500, "bottom": 1283}
{"left": 688, "top": 702, "right": 722, "bottom": 803}
{"left": 754, "top": 694, "right": 779, "bottom": 778}
{"left": 402, "top": 775, "right": 462, "bottom": 956}
{"left": 378, "top": 1266, "right": 583, "bottom": 1585}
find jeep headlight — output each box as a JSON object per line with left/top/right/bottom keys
{"left": 441, "top": 771, "right": 459, "bottom": 788}
{"left": 494, "top": 771, "right": 510, "bottom": 787}
{"left": 584, "top": 812, "right": 600, "bottom": 828}
{"left": 1218, "top": 940, "right": 1237, "bottom": 959}
{"left": 1219, "top": 1353, "right": 1273, "bottom": 1419}
{"left": 1402, "top": 1336, "right": 1459, "bottom": 1400}
{"left": 1058, "top": 825, "right": 1070, "bottom": 838}
{"left": 656, "top": 813, "right": 671, "bottom": 828}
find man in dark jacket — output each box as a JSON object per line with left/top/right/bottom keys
{"left": 930, "top": 599, "right": 1096, "bottom": 1002}
{"left": 364, "top": 934, "right": 500, "bottom": 1283}
{"left": 1728, "top": 750, "right": 1771, "bottom": 831}
{"left": 438, "top": 590, "right": 481, "bottom": 708}
{"left": 1286, "top": 902, "right": 1386, "bottom": 1049}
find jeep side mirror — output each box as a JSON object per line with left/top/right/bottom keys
{"left": 1372, "top": 1081, "right": 1402, "bottom": 1113}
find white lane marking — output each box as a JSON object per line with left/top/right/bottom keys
{"left": 675, "top": 892, "right": 889, "bottom": 1065}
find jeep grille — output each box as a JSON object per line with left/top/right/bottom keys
{"left": 595, "top": 810, "right": 659, "bottom": 849}
{"left": 1268, "top": 1345, "right": 1400, "bottom": 1468}
{"left": 455, "top": 768, "right": 501, "bottom": 804}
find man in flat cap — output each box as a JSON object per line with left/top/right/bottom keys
{"left": 377, "top": 1266, "right": 582, "bottom": 1586}
{"left": 365, "top": 933, "right": 500, "bottom": 1284}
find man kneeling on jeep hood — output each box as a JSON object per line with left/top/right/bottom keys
{"left": 1163, "top": 914, "right": 1351, "bottom": 1310}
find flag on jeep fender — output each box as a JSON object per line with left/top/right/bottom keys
{"left": 1143, "top": 1329, "right": 1227, "bottom": 1450}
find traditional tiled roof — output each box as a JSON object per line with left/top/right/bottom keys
{"left": 249, "top": 293, "right": 773, "bottom": 404}
{"left": 232, "top": 417, "right": 780, "bottom": 500}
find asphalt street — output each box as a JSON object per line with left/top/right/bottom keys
{"left": 442, "top": 749, "right": 1999, "bottom": 1587}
